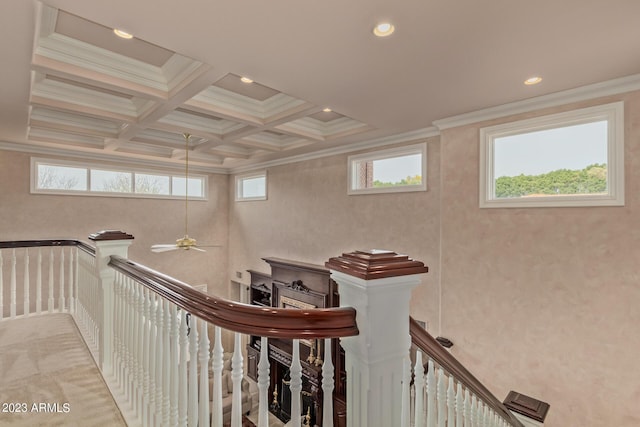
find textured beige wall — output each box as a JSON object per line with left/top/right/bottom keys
{"left": 440, "top": 91, "right": 640, "bottom": 427}
{"left": 0, "top": 151, "right": 229, "bottom": 296}
{"left": 228, "top": 138, "right": 442, "bottom": 327}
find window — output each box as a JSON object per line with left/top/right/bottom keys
{"left": 479, "top": 102, "right": 624, "bottom": 208}
{"left": 348, "top": 143, "right": 427, "bottom": 195}
{"left": 31, "top": 158, "right": 207, "bottom": 199}
{"left": 235, "top": 171, "right": 267, "bottom": 201}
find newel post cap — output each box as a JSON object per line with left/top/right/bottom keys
{"left": 325, "top": 249, "right": 428, "bottom": 280}
{"left": 88, "top": 230, "right": 135, "bottom": 241}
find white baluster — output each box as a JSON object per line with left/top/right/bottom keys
{"left": 142, "top": 288, "right": 151, "bottom": 427}
{"left": 47, "top": 248, "right": 54, "bottom": 313}
{"left": 10, "top": 249, "right": 16, "bottom": 318}
{"left": 138, "top": 283, "right": 147, "bottom": 419}
{"left": 470, "top": 395, "right": 477, "bottom": 427}
{"left": 187, "top": 315, "right": 198, "bottom": 427}
{"left": 488, "top": 411, "right": 494, "bottom": 427}
{"left": 463, "top": 389, "right": 471, "bottom": 427}
{"left": 437, "top": 367, "right": 447, "bottom": 427}
{"left": 211, "top": 325, "right": 224, "bottom": 427}
{"left": 426, "top": 359, "right": 436, "bottom": 427}
{"left": 484, "top": 404, "right": 491, "bottom": 427}
{"left": 231, "top": 332, "right": 244, "bottom": 427}
{"left": 197, "top": 318, "right": 210, "bottom": 427}
{"left": 321, "top": 338, "right": 334, "bottom": 427}
{"left": 163, "top": 299, "right": 172, "bottom": 423}
{"left": 68, "top": 248, "right": 74, "bottom": 313}
{"left": 132, "top": 282, "right": 141, "bottom": 416}
{"left": 170, "top": 304, "right": 179, "bottom": 426}
{"left": 148, "top": 293, "right": 158, "bottom": 427}
{"left": 23, "top": 248, "right": 29, "bottom": 317}
{"left": 401, "top": 354, "right": 411, "bottom": 427}
{"left": 257, "top": 336, "right": 270, "bottom": 427}
{"left": 414, "top": 351, "right": 426, "bottom": 427}
{"left": 125, "top": 278, "right": 133, "bottom": 402}
{"left": 289, "top": 339, "right": 303, "bottom": 427}
{"left": 455, "top": 383, "right": 464, "bottom": 427}
{"left": 178, "top": 309, "right": 189, "bottom": 427}
{"left": 36, "top": 249, "right": 42, "bottom": 315}
{"left": 0, "top": 250, "right": 4, "bottom": 319}
{"left": 58, "top": 249, "right": 65, "bottom": 311}
{"left": 155, "top": 293, "right": 164, "bottom": 423}
{"left": 73, "top": 247, "right": 78, "bottom": 315}
{"left": 447, "top": 376, "right": 455, "bottom": 427}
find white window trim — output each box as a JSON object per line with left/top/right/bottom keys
{"left": 479, "top": 102, "right": 624, "bottom": 208}
{"left": 347, "top": 142, "right": 427, "bottom": 195}
{"left": 235, "top": 170, "right": 267, "bottom": 201}
{"left": 31, "top": 157, "right": 208, "bottom": 200}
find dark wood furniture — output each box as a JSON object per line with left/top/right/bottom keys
{"left": 247, "top": 258, "right": 347, "bottom": 427}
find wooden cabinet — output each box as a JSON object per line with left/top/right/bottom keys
{"left": 246, "top": 258, "right": 346, "bottom": 427}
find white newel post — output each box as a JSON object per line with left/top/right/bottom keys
{"left": 325, "top": 250, "right": 429, "bottom": 427}
{"left": 89, "top": 230, "right": 135, "bottom": 375}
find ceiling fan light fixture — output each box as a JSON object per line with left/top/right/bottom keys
{"left": 113, "top": 29, "right": 134, "bottom": 39}
{"left": 373, "top": 22, "right": 395, "bottom": 37}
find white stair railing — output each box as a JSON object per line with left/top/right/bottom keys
{"left": 326, "top": 249, "right": 527, "bottom": 427}
{"left": 104, "top": 243, "right": 357, "bottom": 427}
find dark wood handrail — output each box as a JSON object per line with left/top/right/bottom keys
{"left": 410, "top": 317, "right": 524, "bottom": 427}
{"left": 0, "top": 239, "right": 95, "bottom": 255}
{"left": 109, "top": 255, "right": 359, "bottom": 340}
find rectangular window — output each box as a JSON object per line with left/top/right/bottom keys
{"left": 235, "top": 171, "right": 267, "bottom": 201}
{"left": 91, "top": 169, "right": 132, "bottom": 193}
{"left": 32, "top": 158, "right": 207, "bottom": 199}
{"left": 479, "top": 102, "right": 624, "bottom": 208}
{"left": 36, "top": 164, "right": 88, "bottom": 191}
{"left": 348, "top": 143, "right": 427, "bottom": 195}
{"left": 134, "top": 173, "right": 170, "bottom": 195}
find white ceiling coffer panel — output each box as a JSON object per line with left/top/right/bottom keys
{"left": 18, "top": 3, "right": 407, "bottom": 170}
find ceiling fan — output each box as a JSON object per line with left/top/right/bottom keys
{"left": 151, "top": 133, "right": 215, "bottom": 253}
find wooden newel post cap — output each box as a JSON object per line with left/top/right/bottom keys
{"left": 325, "top": 249, "right": 428, "bottom": 280}
{"left": 88, "top": 230, "right": 135, "bottom": 241}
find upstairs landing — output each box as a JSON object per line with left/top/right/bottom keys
{"left": 0, "top": 313, "right": 126, "bottom": 426}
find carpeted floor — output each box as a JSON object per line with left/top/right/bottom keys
{"left": 0, "top": 314, "right": 127, "bottom": 426}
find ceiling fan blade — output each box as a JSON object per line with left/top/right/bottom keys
{"left": 151, "top": 244, "right": 179, "bottom": 253}
{"left": 190, "top": 246, "right": 207, "bottom": 252}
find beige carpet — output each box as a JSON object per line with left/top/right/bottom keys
{"left": 0, "top": 314, "right": 127, "bottom": 426}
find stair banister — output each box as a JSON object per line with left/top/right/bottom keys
{"left": 88, "top": 230, "right": 135, "bottom": 375}
{"left": 325, "top": 249, "right": 430, "bottom": 427}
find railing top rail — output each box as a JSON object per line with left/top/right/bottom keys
{"left": 109, "top": 255, "right": 359, "bottom": 340}
{"left": 410, "top": 317, "right": 524, "bottom": 427}
{"left": 0, "top": 239, "right": 95, "bottom": 255}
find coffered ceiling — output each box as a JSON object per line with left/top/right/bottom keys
{"left": 2, "top": 0, "right": 640, "bottom": 173}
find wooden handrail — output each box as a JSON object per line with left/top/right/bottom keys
{"left": 109, "top": 255, "right": 359, "bottom": 340}
{"left": 410, "top": 317, "right": 524, "bottom": 427}
{"left": 0, "top": 239, "right": 95, "bottom": 255}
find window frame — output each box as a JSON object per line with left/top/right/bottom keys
{"left": 347, "top": 142, "right": 427, "bottom": 195}
{"left": 235, "top": 170, "right": 267, "bottom": 201}
{"left": 31, "top": 157, "right": 208, "bottom": 200}
{"left": 479, "top": 102, "right": 624, "bottom": 208}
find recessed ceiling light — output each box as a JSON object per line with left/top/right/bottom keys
{"left": 524, "top": 76, "right": 542, "bottom": 85}
{"left": 373, "top": 22, "right": 395, "bottom": 37}
{"left": 113, "top": 29, "right": 133, "bottom": 39}
{"left": 323, "top": 107, "right": 332, "bottom": 112}
{"left": 240, "top": 77, "right": 254, "bottom": 84}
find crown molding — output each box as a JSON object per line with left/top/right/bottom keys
{"left": 0, "top": 140, "right": 228, "bottom": 174}
{"left": 228, "top": 127, "right": 439, "bottom": 175}
{"left": 433, "top": 73, "right": 640, "bottom": 130}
